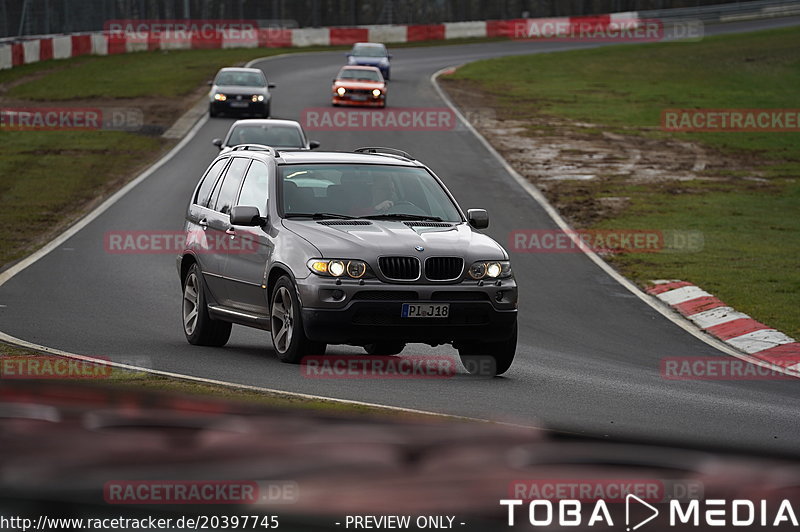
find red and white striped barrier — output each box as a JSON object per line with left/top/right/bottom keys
{"left": 0, "top": 11, "right": 641, "bottom": 71}
{"left": 648, "top": 280, "right": 800, "bottom": 372}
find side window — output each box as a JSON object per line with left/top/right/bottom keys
{"left": 237, "top": 161, "right": 270, "bottom": 215}
{"left": 213, "top": 157, "right": 251, "bottom": 215}
{"left": 195, "top": 158, "right": 228, "bottom": 207}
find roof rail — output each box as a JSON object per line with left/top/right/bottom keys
{"left": 354, "top": 147, "right": 413, "bottom": 160}
{"left": 231, "top": 144, "right": 278, "bottom": 156}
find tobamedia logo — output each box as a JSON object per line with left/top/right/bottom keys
{"left": 500, "top": 494, "right": 800, "bottom": 529}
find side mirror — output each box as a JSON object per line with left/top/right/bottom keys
{"left": 309, "top": 140, "right": 320, "bottom": 150}
{"left": 267, "top": 83, "right": 276, "bottom": 89}
{"left": 388, "top": 54, "right": 393, "bottom": 59}
{"left": 467, "top": 209, "right": 489, "bottom": 229}
{"left": 207, "top": 80, "right": 213, "bottom": 86}
{"left": 346, "top": 53, "right": 352, "bottom": 57}
{"left": 230, "top": 205, "right": 264, "bottom": 227}
{"left": 212, "top": 138, "right": 223, "bottom": 149}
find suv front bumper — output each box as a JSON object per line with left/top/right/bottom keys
{"left": 296, "top": 277, "right": 518, "bottom": 345}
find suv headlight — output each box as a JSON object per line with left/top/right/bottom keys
{"left": 308, "top": 259, "right": 371, "bottom": 279}
{"left": 468, "top": 260, "right": 512, "bottom": 280}
{"left": 214, "top": 93, "right": 226, "bottom": 101}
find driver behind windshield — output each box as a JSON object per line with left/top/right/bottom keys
{"left": 371, "top": 178, "right": 397, "bottom": 213}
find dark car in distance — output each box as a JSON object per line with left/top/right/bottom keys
{"left": 177, "top": 146, "right": 518, "bottom": 375}
{"left": 347, "top": 42, "right": 392, "bottom": 80}
{"left": 208, "top": 67, "right": 275, "bottom": 118}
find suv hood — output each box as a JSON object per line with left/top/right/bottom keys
{"left": 282, "top": 219, "right": 506, "bottom": 261}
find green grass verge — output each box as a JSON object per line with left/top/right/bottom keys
{"left": 0, "top": 131, "right": 162, "bottom": 266}
{"left": 446, "top": 27, "right": 800, "bottom": 338}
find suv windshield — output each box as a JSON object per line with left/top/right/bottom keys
{"left": 351, "top": 44, "right": 387, "bottom": 57}
{"left": 215, "top": 71, "right": 266, "bottom": 87}
{"left": 279, "top": 164, "right": 462, "bottom": 222}
{"left": 228, "top": 125, "right": 304, "bottom": 148}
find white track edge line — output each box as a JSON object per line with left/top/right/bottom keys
{"left": 0, "top": 329, "right": 553, "bottom": 428}
{"left": 430, "top": 65, "right": 800, "bottom": 380}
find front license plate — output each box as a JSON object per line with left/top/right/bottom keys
{"left": 401, "top": 303, "right": 449, "bottom": 318}
{"left": 229, "top": 101, "right": 248, "bottom": 108}
{"left": 351, "top": 95, "right": 367, "bottom": 101}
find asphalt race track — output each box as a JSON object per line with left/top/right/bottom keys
{"left": 1, "top": 18, "right": 799, "bottom": 454}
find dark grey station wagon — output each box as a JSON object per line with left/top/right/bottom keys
{"left": 177, "top": 146, "right": 518, "bottom": 375}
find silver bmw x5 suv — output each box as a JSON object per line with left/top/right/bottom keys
{"left": 177, "top": 145, "right": 518, "bottom": 375}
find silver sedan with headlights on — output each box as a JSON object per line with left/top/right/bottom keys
{"left": 208, "top": 67, "right": 275, "bottom": 118}
{"left": 212, "top": 119, "right": 320, "bottom": 153}
{"left": 177, "top": 146, "right": 518, "bottom": 376}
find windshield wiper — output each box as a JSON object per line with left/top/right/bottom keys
{"left": 360, "top": 214, "right": 443, "bottom": 222}
{"left": 284, "top": 213, "right": 358, "bottom": 220}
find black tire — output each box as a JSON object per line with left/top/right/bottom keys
{"left": 209, "top": 104, "right": 218, "bottom": 118}
{"left": 270, "top": 276, "right": 326, "bottom": 363}
{"left": 182, "top": 263, "right": 232, "bottom": 347}
{"left": 458, "top": 322, "right": 517, "bottom": 376}
{"left": 263, "top": 103, "right": 271, "bottom": 118}
{"left": 364, "top": 342, "right": 406, "bottom": 356}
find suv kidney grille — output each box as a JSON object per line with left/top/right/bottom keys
{"left": 378, "top": 257, "right": 420, "bottom": 281}
{"left": 425, "top": 257, "right": 464, "bottom": 281}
